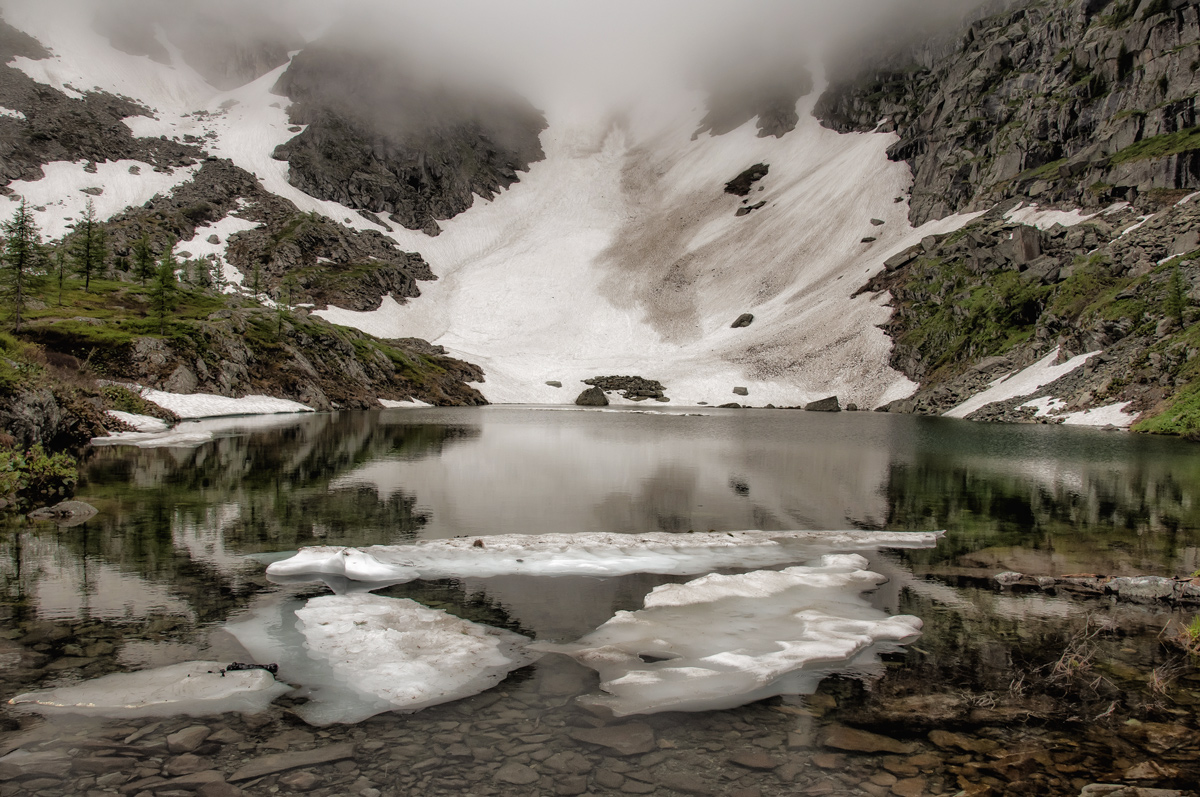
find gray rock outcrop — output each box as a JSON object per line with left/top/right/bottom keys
{"left": 805, "top": 396, "right": 841, "bottom": 412}
{"left": 575, "top": 387, "right": 609, "bottom": 407}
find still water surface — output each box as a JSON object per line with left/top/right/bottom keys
{"left": 1, "top": 407, "right": 1198, "bottom": 795}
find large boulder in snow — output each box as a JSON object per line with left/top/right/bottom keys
{"left": 575, "top": 387, "right": 609, "bottom": 407}
{"left": 805, "top": 396, "right": 841, "bottom": 412}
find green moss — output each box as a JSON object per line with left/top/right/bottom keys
{"left": 1019, "top": 158, "right": 1068, "bottom": 181}
{"left": 1108, "top": 126, "right": 1200, "bottom": 164}
{"left": 1135, "top": 377, "right": 1200, "bottom": 437}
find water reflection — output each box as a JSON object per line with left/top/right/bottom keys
{"left": 1, "top": 408, "right": 1198, "bottom": 795}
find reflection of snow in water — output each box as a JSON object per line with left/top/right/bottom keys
{"left": 172, "top": 503, "right": 255, "bottom": 581}
{"left": 534, "top": 554, "right": 921, "bottom": 715}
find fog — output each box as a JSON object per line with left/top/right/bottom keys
{"left": 91, "top": 0, "right": 997, "bottom": 100}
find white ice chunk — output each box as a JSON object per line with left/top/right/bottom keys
{"left": 227, "top": 593, "right": 533, "bottom": 725}
{"left": 265, "top": 530, "right": 944, "bottom": 585}
{"left": 533, "top": 554, "right": 922, "bottom": 715}
{"left": 7, "top": 661, "right": 289, "bottom": 718}
{"left": 140, "top": 389, "right": 313, "bottom": 419}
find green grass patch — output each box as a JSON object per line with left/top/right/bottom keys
{"left": 1108, "top": 126, "right": 1200, "bottom": 164}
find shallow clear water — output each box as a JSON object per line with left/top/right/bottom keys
{"left": 1, "top": 407, "right": 1198, "bottom": 796}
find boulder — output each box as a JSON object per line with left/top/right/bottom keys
{"left": 732, "top": 387, "right": 749, "bottom": 396}
{"left": 27, "top": 501, "right": 98, "bottom": 527}
{"left": 575, "top": 387, "right": 609, "bottom": 407}
{"left": 805, "top": 396, "right": 841, "bottom": 412}
{"left": 731, "top": 313, "right": 755, "bottom": 328}
{"left": 545, "top": 381, "right": 562, "bottom": 388}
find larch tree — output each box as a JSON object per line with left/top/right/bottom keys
{"left": 150, "top": 241, "right": 178, "bottom": 335}
{"left": 1, "top": 200, "right": 44, "bottom": 333}
{"left": 72, "top": 199, "right": 107, "bottom": 291}
{"left": 132, "top": 234, "right": 154, "bottom": 286}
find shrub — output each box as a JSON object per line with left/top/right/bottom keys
{"left": 0, "top": 443, "right": 78, "bottom": 510}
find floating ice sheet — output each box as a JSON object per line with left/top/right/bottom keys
{"left": 533, "top": 554, "right": 921, "bottom": 715}
{"left": 7, "top": 661, "right": 289, "bottom": 718}
{"left": 265, "top": 530, "right": 943, "bottom": 585}
{"left": 226, "top": 593, "right": 535, "bottom": 726}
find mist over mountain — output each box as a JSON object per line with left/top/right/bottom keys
{"left": 0, "top": 0, "right": 1199, "bottom": 441}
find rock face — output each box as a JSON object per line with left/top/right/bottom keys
{"left": 816, "top": 0, "right": 1200, "bottom": 225}
{"left": 574, "top": 387, "right": 609, "bottom": 407}
{"left": 862, "top": 197, "right": 1200, "bottom": 432}
{"left": 270, "top": 39, "right": 547, "bottom": 236}
{"left": 0, "top": 20, "right": 198, "bottom": 187}
{"left": 100, "top": 158, "right": 436, "bottom": 313}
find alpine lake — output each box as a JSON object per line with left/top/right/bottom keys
{"left": 1, "top": 407, "right": 1198, "bottom": 797}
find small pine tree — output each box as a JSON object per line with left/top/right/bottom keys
{"left": 276, "top": 276, "right": 296, "bottom": 335}
{"left": 72, "top": 199, "right": 107, "bottom": 291}
{"left": 150, "top": 243, "right": 178, "bottom": 335}
{"left": 132, "top": 234, "right": 154, "bottom": 286}
{"left": 54, "top": 247, "right": 67, "bottom": 306}
{"left": 192, "top": 259, "right": 212, "bottom": 290}
{"left": 250, "top": 261, "right": 263, "bottom": 302}
{"left": 210, "top": 256, "right": 226, "bottom": 294}
{"left": 1, "top": 200, "right": 44, "bottom": 332}
{"left": 1165, "top": 264, "right": 1187, "bottom": 326}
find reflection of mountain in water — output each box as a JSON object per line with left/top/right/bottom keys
{"left": 882, "top": 420, "right": 1200, "bottom": 576}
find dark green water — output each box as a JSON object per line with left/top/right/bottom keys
{"left": 1, "top": 407, "right": 1198, "bottom": 795}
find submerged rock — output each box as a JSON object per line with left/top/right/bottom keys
{"left": 27, "top": 501, "right": 98, "bottom": 526}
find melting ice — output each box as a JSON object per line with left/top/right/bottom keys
{"left": 533, "top": 554, "right": 922, "bottom": 715}
{"left": 7, "top": 661, "right": 290, "bottom": 718}
{"left": 226, "top": 593, "right": 535, "bottom": 725}
{"left": 265, "top": 530, "right": 943, "bottom": 585}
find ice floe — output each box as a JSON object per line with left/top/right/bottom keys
{"left": 7, "top": 661, "right": 289, "bottom": 717}
{"left": 226, "top": 593, "right": 534, "bottom": 725}
{"left": 265, "top": 530, "right": 943, "bottom": 585}
{"left": 533, "top": 554, "right": 921, "bottom": 715}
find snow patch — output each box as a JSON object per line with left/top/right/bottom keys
{"left": 0, "top": 106, "right": 26, "bottom": 120}
{"left": 944, "top": 349, "right": 1100, "bottom": 419}
{"left": 7, "top": 661, "right": 289, "bottom": 718}
{"left": 533, "top": 554, "right": 922, "bottom": 715}
{"left": 265, "top": 530, "right": 944, "bottom": 585}
{"left": 1003, "top": 203, "right": 1096, "bottom": 229}
{"left": 379, "top": 398, "right": 433, "bottom": 409}
{"left": 106, "top": 410, "right": 168, "bottom": 432}
{"left": 7, "top": 160, "right": 198, "bottom": 240}
{"left": 140, "top": 389, "right": 313, "bottom": 419}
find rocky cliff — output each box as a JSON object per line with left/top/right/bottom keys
{"left": 817, "top": 0, "right": 1200, "bottom": 226}
{"left": 270, "top": 40, "right": 547, "bottom": 236}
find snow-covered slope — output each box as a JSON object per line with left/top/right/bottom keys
{"left": 1, "top": 0, "right": 983, "bottom": 407}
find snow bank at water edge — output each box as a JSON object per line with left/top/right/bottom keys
{"left": 226, "top": 593, "right": 534, "bottom": 725}
{"left": 92, "top": 411, "right": 317, "bottom": 448}
{"left": 7, "top": 661, "right": 290, "bottom": 718}
{"left": 944, "top": 348, "right": 1101, "bottom": 419}
{"left": 533, "top": 554, "right": 922, "bottom": 715}
{"left": 265, "top": 530, "right": 944, "bottom": 585}
{"left": 140, "top": 389, "right": 313, "bottom": 419}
